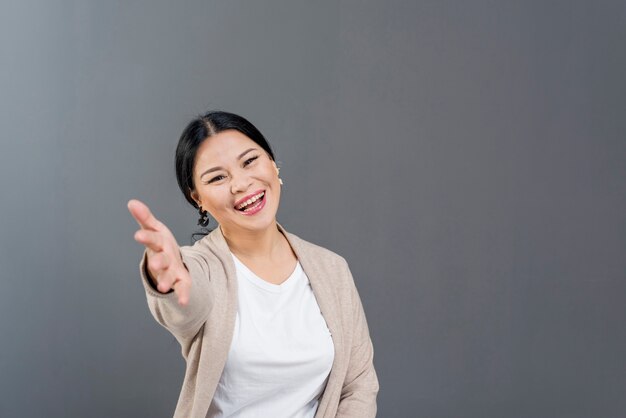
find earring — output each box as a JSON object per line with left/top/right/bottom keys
{"left": 197, "top": 206, "right": 209, "bottom": 227}
{"left": 276, "top": 166, "right": 283, "bottom": 186}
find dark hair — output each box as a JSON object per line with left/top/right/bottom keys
{"left": 175, "top": 110, "right": 276, "bottom": 241}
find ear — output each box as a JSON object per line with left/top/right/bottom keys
{"left": 190, "top": 189, "right": 201, "bottom": 207}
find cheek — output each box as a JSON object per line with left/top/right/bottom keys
{"left": 213, "top": 189, "right": 235, "bottom": 210}
{"left": 197, "top": 188, "right": 220, "bottom": 209}
{"left": 262, "top": 164, "right": 277, "bottom": 179}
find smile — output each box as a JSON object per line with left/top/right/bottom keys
{"left": 235, "top": 191, "right": 266, "bottom": 214}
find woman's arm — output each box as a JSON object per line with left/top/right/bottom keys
{"left": 129, "top": 199, "right": 213, "bottom": 343}
{"left": 336, "top": 260, "right": 380, "bottom": 418}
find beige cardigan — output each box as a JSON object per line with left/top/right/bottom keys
{"left": 139, "top": 222, "right": 379, "bottom": 418}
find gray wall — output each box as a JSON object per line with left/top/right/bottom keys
{"left": 1, "top": 1, "right": 624, "bottom": 417}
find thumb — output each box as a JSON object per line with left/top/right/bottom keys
{"left": 128, "top": 199, "right": 161, "bottom": 232}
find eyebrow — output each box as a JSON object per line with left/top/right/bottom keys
{"left": 199, "top": 147, "right": 258, "bottom": 179}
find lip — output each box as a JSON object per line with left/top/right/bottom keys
{"left": 237, "top": 191, "right": 267, "bottom": 216}
{"left": 234, "top": 189, "right": 265, "bottom": 208}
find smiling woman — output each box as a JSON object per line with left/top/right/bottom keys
{"left": 127, "top": 110, "right": 379, "bottom": 418}
{"left": 187, "top": 129, "right": 280, "bottom": 235}
{"left": 174, "top": 112, "right": 280, "bottom": 235}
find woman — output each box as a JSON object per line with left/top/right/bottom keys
{"left": 127, "top": 111, "right": 379, "bottom": 418}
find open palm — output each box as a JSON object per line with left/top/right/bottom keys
{"left": 127, "top": 199, "right": 191, "bottom": 306}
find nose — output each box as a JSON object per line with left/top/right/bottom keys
{"left": 230, "top": 170, "right": 253, "bottom": 195}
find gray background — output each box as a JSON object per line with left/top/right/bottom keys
{"left": 1, "top": 1, "right": 624, "bottom": 417}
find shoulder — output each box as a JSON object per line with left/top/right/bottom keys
{"left": 179, "top": 238, "right": 210, "bottom": 259}
{"left": 178, "top": 234, "right": 222, "bottom": 271}
{"left": 284, "top": 229, "right": 352, "bottom": 274}
{"left": 280, "top": 232, "right": 354, "bottom": 291}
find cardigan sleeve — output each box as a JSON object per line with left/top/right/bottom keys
{"left": 335, "top": 259, "right": 380, "bottom": 418}
{"left": 139, "top": 246, "right": 214, "bottom": 344}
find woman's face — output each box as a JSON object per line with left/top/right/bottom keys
{"left": 190, "top": 129, "right": 281, "bottom": 234}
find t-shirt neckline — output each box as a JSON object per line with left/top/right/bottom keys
{"left": 230, "top": 252, "right": 301, "bottom": 293}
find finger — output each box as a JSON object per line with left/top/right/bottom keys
{"left": 154, "top": 269, "right": 177, "bottom": 294}
{"left": 173, "top": 276, "right": 191, "bottom": 306}
{"left": 134, "top": 229, "right": 165, "bottom": 253}
{"left": 147, "top": 251, "right": 170, "bottom": 274}
{"left": 127, "top": 199, "right": 161, "bottom": 232}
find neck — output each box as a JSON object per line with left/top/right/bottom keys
{"left": 220, "top": 219, "right": 285, "bottom": 261}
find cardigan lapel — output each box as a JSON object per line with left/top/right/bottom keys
{"left": 194, "top": 226, "right": 239, "bottom": 416}
{"left": 276, "top": 222, "right": 345, "bottom": 418}
{"left": 274, "top": 222, "right": 344, "bottom": 358}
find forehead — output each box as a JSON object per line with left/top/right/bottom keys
{"left": 194, "top": 129, "right": 258, "bottom": 167}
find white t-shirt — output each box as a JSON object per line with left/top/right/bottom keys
{"left": 207, "top": 252, "right": 335, "bottom": 418}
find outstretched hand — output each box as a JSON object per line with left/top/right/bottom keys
{"left": 127, "top": 199, "right": 191, "bottom": 306}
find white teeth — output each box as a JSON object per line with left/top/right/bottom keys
{"left": 236, "top": 191, "right": 264, "bottom": 210}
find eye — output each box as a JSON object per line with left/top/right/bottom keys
{"left": 206, "top": 175, "right": 225, "bottom": 184}
{"left": 243, "top": 156, "right": 258, "bottom": 166}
